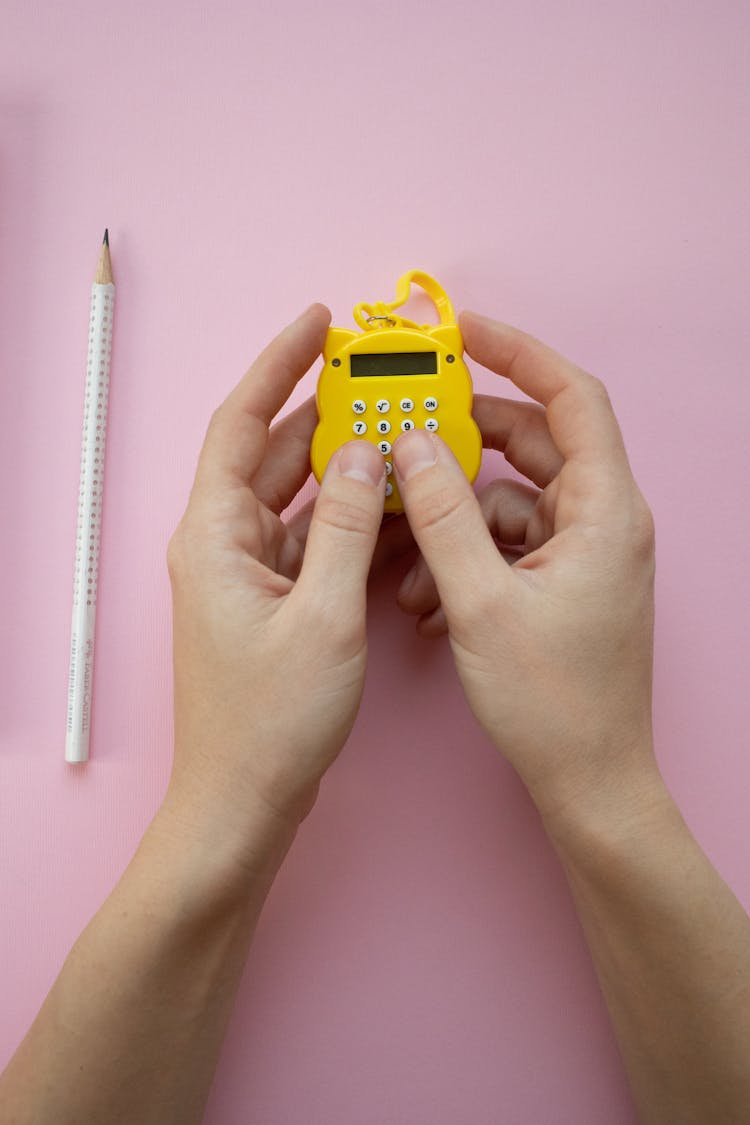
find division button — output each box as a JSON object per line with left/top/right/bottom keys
{"left": 424, "top": 417, "right": 439, "bottom": 432}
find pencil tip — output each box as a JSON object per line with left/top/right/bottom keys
{"left": 103, "top": 228, "right": 109, "bottom": 246}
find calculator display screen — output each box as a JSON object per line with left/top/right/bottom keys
{"left": 350, "top": 351, "right": 438, "bottom": 377}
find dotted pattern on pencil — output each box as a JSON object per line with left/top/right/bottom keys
{"left": 73, "top": 287, "right": 113, "bottom": 611}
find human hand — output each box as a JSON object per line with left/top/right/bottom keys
{"left": 392, "top": 312, "right": 661, "bottom": 829}
{"left": 165, "top": 305, "right": 391, "bottom": 847}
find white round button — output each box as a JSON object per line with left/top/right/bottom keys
{"left": 424, "top": 396, "right": 438, "bottom": 411}
{"left": 377, "top": 439, "right": 392, "bottom": 455}
{"left": 400, "top": 397, "right": 414, "bottom": 412}
{"left": 376, "top": 419, "right": 391, "bottom": 434}
{"left": 384, "top": 460, "right": 393, "bottom": 476}
{"left": 352, "top": 399, "right": 366, "bottom": 414}
{"left": 376, "top": 399, "right": 391, "bottom": 413}
{"left": 353, "top": 420, "right": 367, "bottom": 435}
{"left": 401, "top": 418, "right": 415, "bottom": 432}
{"left": 424, "top": 417, "right": 439, "bottom": 432}
{"left": 385, "top": 482, "right": 394, "bottom": 497}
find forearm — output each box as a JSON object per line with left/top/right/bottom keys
{"left": 545, "top": 764, "right": 750, "bottom": 1125}
{"left": 0, "top": 784, "right": 297, "bottom": 1125}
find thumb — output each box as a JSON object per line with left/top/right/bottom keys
{"left": 392, "top": 430, "right": 508, "bottom": 624}
{"left": 294, "top": 440, "right": 385, "bottom": 614}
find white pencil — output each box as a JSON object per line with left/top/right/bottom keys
{"left": 65, "top": 230, "right": 115, "bottom": 763}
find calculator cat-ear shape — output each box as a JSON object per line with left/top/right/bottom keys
{"left": 423, "top": 324, "right": 461, "bottom": 352}
{"left": 322, "top": 328, "right": 359, "bottom": 364}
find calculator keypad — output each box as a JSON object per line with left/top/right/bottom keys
{"left": 349, "top": 392, "right": 442, "bottom": 505}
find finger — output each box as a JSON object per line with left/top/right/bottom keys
{"left": 404, "top": 540, "right": 523, "bottom": 630}
{"left": 474, "top": 394, "right": 563, "bottom": 488}
{"left": 293, "top": 441, "right": 386, "bottom": 620}
{"left": 391, "top": 429, "right": 509, "bottom": 625}
{"left": 251, "top": 396, "right": 317, "bottom": 513}
{"left": 195, "top": 304, "right": 330, "bottom": 493}
{"left": 398, "top": 479, "right": 537, "bottom": 615}
{"left": 396, "top": 552, "right": 437, "bottom": 615}
{"left": 285, "top": 497, "right": 316, "bottom": 555}
{"left": 460, "top": 311, "right": 631, "bottom": 485}
{"left": 287, "top": 503, "right": 417, "bottom": 580}
{"left": 478, "top": 478, "right": 540, "bottom": 545}
{"left": 274, "top": 526, "right": 306, "bottom": 583}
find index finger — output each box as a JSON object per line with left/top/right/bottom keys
{"left": 460, "top": 311, "right": 631, "bottom": 478}
{"left": 195, "top": 303, "right": 330, "bottom": 492}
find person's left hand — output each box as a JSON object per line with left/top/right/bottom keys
{"left": 165, "top": 305, "right": 394, "bottom": 851}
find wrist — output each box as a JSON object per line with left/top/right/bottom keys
{"left": 150, "top": 772, "right": 302, "bottom": 910}
{"left": 536, "top": 752, "right": 676, "bottom": 870}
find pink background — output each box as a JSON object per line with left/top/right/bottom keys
{"left": 2, "top": 2, "right": 749, "bottom": 1121}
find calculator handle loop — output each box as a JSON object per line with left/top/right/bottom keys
{"left": 353, "top": 270, "right": 456, "bottom": 333}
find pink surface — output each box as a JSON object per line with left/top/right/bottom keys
{"left": 2, "top": 2, "right": 749, "bottom": 1121}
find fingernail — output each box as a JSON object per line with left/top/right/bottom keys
{"left": 337, "top": 441, "right": 385, "bottom": 487}
{"left": 393, "top": 430, "right": 437, "bottom": 482}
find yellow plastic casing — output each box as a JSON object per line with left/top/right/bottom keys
{"left": 311, "top": 271, "right": 482, "bottom": 514}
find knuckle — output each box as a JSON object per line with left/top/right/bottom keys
{"left": 631, "top": 496, "right": 656, "bottom": 556}
{"left": 166, "top": 527, "right": 188, "bottom": 582}
{"left": 584, "top": 372, "right": 612, "bottom": 406}
{"left": 480, "top": 478, "right": 515, "bottom": 507}
{"left": 478, "top": 480, "right": 508, "bottom": 526}
{"left": 314, "top": 493, "right": 374, "bottom": 539}
{"left": 505, "top": 408, "right": 540, "bottom": 462}
{"left": 166, "top": 515, "right": 205, "bottom": 585}
{"left": 205, "top": 406, "right": 224, "bottom": 441}
{"left": 408, "top": 484, "right": 474, "bottom": 538}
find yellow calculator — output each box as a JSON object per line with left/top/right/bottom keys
{"left": 311, "top": 270, "right": 482, "bottom": 513}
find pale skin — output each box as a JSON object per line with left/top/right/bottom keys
{"left": 1, "top": 306, "right": 749, "bottom": 1123}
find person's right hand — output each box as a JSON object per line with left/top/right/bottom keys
{"left": 391, "top": 312, "right": 663, "bottom": 832}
